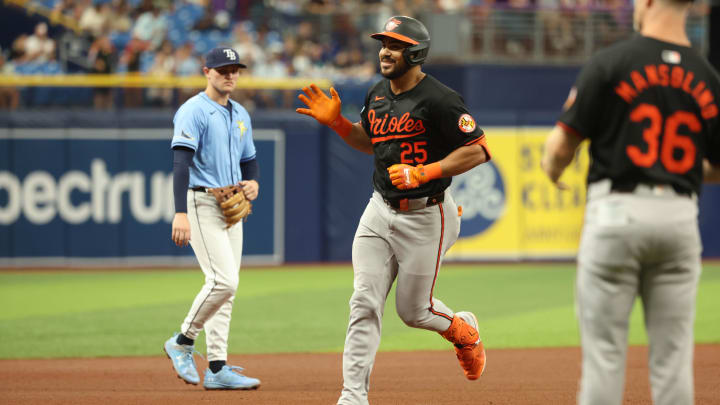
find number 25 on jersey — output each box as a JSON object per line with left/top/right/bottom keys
{"left": 400, "top": 141, "right": 428, "bottom": 164}
{"left": 628, "top": 103, "right": 699, "bottom": 174}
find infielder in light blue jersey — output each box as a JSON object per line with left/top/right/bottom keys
{"left": 163, "top": 47, "right": 261, "bottom": 391}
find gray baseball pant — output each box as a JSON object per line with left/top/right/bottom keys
{"left": 338, "top": 191, "right": 461, "bottom": 405}
{"left": 576, "top": 180, "right": 701, "bottom": 405}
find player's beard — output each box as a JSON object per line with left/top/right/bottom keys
{"left": 381, "top": 58, "right": 410, "bottom": 80}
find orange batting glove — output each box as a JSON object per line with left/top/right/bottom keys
{"left": 296, "top": 84, "right": 352, "bottom": 138}
{"left": 387, "top": 162, "right": 442, "bottom": 190}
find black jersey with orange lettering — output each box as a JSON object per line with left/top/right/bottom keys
{"left": 558, "top": 35, "right": 720, "bottom": 195}
{"left": 360, "top": 74, "right": 488, "bottom": 200}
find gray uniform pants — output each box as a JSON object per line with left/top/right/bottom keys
{"left": 338, "top": 191, "right": 461, "bottom": 405}
{"left": 577, "top": 180, "right": 701, "bottom": 405}
{"left": 180, "top": 189, "right": 244, "bottom": 362}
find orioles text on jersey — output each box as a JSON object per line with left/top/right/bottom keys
{"left": 367, "top": 110, "right": 426, "bottom": 143}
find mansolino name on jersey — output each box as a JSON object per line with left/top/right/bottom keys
{"left": 614, "top": 63, "right": 718, "bottom": 119}
{"left": 0, "top": 159, "right": 174, "bottom": 225}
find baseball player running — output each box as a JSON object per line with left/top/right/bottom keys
{"left": 541, "top": 0, "right": 720, "bottom": 404}
{"left": 164, "top": 47, "right": 261, "bottom": 390}
{"left": 297, "top": 16, "right": 491, "bottom": 405}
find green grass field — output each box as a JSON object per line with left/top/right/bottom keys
{"left": 1, "top": 263, "right": 718, "bottom": 359}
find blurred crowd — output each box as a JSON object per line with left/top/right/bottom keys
{"left": 0, "top": 0, "right": 711, "bottom": 110}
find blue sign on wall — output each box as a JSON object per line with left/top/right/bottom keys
{"left": 0, "top": 128, "right": 284, "bottom": 266}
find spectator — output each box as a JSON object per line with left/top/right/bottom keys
{"left": 253, "top": 43, "right": 289, "bottom": 108}
{"left": 193, "top": 2, "right": 232, "bottom": 31}
{"left": 253, "top": 43, "right": 288, "bottom": 78}
{"left": 9, "top": 34, "right": 28, "bottom": 63}
{"left": 594, "top": 0, "right": 632, "bottom": 47}
{"left": 131, "top": 0, "right": 155, "bottom": 18}
{"left": 132, "top": 5, "right": 168, "bottom": 50}
{"left": 24, "top": 22, "right": 56, "bottom": 63}
{"left": 345, "top": 45, "right": 375, "bottom": 80}
{"left": 0, "top": 52, "right": 20, "bottom": 110}
{"left": 495, "top": 0, "right": 534, "bottom": 56}
{"left": 537, "top": 0, "right": 576, "bottom": 54}
{"left": 174, "top": 42, "right": 202, "bottom": 103}
{"left": 230, "top": 23, "right": 265, "bottom": 68}
{"left": 88, "top": 35, "right": 117, "bottom": 109}
{"left": 291, "top": 41, "right": 315, "bottom": 77}
{"left": 79, "top": 1, "right": 112, "bottom": 38}
{"left": 119, "top": 34, "right": 149, "bottom": 107}
{"left": 109, "top": 0, "right": 133, "bottom": 33}
{"left": 174, "top": 42, "right": 201, "bottom": 76}
{"left": 146, "top": 40, "right": 176, "bottom": 106}
{"left": 51, "top": 0, "right": 78, "bottom": 20}
{"left": 435, "top": 0, "right": 470, "bottom": 11}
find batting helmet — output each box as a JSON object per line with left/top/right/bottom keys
{"left": 370, "top": 16, "right": 431, "bottom": 66}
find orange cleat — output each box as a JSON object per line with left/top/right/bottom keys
{"left": 440, "top": 311, "right": 486, "bottom": 380}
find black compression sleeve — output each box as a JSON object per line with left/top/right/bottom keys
{"left": 240, "top": 158, "right": 259, "bottom": 181}
{"left": 173, "top": 147, "right": 194, "bottom": 213}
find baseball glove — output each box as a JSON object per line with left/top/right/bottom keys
{"left": 209, "top": 185, "right": 252, "bottom": 228}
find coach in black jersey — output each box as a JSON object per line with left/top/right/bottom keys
{"left": 541, "top": 0, "right": 720, "bottom": 404}
{"left": 296, "top": 16, "right": 491, "bottom": 405}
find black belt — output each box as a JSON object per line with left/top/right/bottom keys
{"left": 192, "top": 187, "right": 208, "bottom": 192}
{"left": 610, "top": 181, "right": 692, "bottom": 197}
{"left": 384, "top": 191, "right": 445, "bottom": 210}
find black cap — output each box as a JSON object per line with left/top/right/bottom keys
{"left": 204, "top": 47, "right": 247, "bottom": 69}
{"left": 370, "top": 16, "right": 430, "bottom": 46}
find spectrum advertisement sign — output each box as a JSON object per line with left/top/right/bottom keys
{"left": 0, "top": 128, "right": 284, "bottom": 266}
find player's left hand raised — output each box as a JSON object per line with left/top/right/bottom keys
{"left": 296, "top": 84, "right": 342, "bottom": 126}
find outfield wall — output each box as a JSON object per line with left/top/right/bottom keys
{"left": 1, "top": 110, "right": 719, "bottom": 265}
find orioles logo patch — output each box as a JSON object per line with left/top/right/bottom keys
{"left": 386, "top": 18, "right": 402, "bottom": 31}
{"left": 458, "top": 114, "right": 476, "bottom": 133}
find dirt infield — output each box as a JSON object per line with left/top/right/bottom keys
{"left": 1, "top": 345, "right": 718, "bottom": 405}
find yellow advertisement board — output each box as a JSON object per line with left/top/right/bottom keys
{"left": 447, "top": 127, "right": 589, "bottom": 260}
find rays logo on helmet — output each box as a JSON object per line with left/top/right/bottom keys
{"left": 223, "top": 49, "right": 237, "bottom": 60}
{"left": 386, "top": 18, "right": 402, "bottom": 31}
{"left": 458, "top": 114, "right": 476, "bottom": 133}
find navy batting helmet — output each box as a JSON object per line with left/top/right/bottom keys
{"left": 370, "top": 16, "right": 430, "bottom": 66}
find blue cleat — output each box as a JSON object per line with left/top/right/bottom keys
{"left": 203, "top": 365, "right": 261, "bottom": 390}
{"left": 163, "top": 333, "right": 200, "bottom": 385}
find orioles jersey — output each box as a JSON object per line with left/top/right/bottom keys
{"left": 559, "top": 35, "right": 720, "bottom": 195}
{"left": 360, "top": 74, "right": 489, "bottom": 200}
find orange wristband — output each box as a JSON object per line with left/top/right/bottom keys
{"left": 420, "top": 162, "right": 442, "bottom": 182}
{"left": 330, "top": 115, "right": 353, "bottom": 138}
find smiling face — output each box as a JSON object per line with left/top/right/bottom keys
{"left": 378, "top": 37, "right": 412, "bottom": 80}
{"left": 204, "top": 64, "right": 241, "bottom": 96}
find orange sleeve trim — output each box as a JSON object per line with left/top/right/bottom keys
{"left": 465, "top": 136, "right": 492, "bottom": 161}
{"left": 557, "top": 121, "right": 584, "bottom": 139}
{"left": 330, "top": 115, "right": 353, "bottom": 138}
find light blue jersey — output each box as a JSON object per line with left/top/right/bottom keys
{"left": 171, "top": 92, "right": 256, "bottom": 188}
